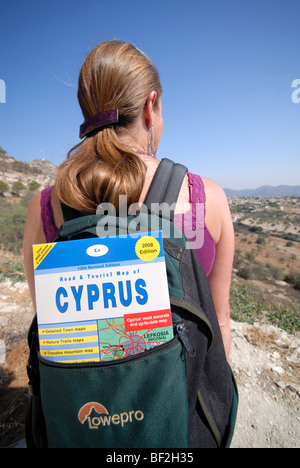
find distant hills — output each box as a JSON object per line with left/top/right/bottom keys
{"left": 0, "top": 146, "right": 299, "bottom": 198}
{"left": 0, "top": 147, "right": 57, "bottom": 195}
{"left": 224, "top": 185, "right": 300, "bottom": 198}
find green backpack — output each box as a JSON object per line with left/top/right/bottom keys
{"left": 26, "top": 159, "right": 238, "bottom": 448}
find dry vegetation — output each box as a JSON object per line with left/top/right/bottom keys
{"left": 0, "top": 184, "right": 299, "bottom": 446}
{"left": 229, "top": 197, "right": 300, "bottom": 334}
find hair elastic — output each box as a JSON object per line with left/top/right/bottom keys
{"left": 79, "top": 109, "right": 119, "bottom": 139}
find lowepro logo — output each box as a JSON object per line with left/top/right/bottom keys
{"left": 78, "top": 401, "right": 144, "bottom": 429}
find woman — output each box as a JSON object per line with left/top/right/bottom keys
{"left": 23, "top": 40, "right": 234, "bottom": 359}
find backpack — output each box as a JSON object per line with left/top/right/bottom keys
{"left": 26, "top": 158, "right": 238, "bottom": 448}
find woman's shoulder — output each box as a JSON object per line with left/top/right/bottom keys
{"left": 26, "top": 190, "right": 42, "bottom": 213}
{"left": 27, "top": 186, "right": 52, "bottom": 208}
{"left": 25, "top": 187, "right": 52, "bottom": 235}
{"left": 188, "top": 172, "right": 228, "bottom": 205}
{"left": 189, "top": 173, "right": 230, "bottom": 244}
{"left": 201, "top": 176, "right": 227, "bottom": 202}
{"left": 24, "top": 190, "right": 45, "bottom": 246}
{"left": 26, "top": 186, "right": 62, "bottom": 240}
{"left": 26, "top": 186, "right": 54, "bottom": 219}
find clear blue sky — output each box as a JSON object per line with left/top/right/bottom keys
{"left": 0, "top": 0, "right": 299, "bottom": 189}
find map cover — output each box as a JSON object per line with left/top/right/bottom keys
{"left": 33, "top": 231, "right": 173, "bottom": 363}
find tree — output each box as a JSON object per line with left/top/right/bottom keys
{"left": 12, "top": 180, "right": 26, "bottom": 191}
{"left": 0, "top": 180, "right": 9, "bottom": 194}
{"left": 28, "top": 181, "right": 41, "bottom": 191}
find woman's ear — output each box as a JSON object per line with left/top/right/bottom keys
{"left": 144, "top": 90, "right": 157, "bottom": 129}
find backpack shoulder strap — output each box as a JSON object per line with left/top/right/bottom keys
{"left": 60, "top": 202, "right": 85, "bottom": 222}
{"left": 144, "top": 158, "right": 188, "bottom": 220}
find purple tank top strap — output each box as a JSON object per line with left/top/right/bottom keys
{"left": 40, "top": 186, "right": 59, "bottom": 243}
{"left": 187, "top": 172, "right": 206, "bottom": 214}
{"left": 180, "top": 172, "right": 216, "bottom": 277}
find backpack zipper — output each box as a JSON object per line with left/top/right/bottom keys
{"left": 39, "top": 334, "right": 179, "bottom": 369}
{"left": 38, "top": 323, "right": 195, "bottom": 369}
{"left": 175, "top": 323, "right": 195, "bottom": 357}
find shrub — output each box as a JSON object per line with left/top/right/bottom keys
{"left": 0, "top": 256, "right": 25, "bottom": 283}
{"left": 284, "top": 271, "right": 300, "bottom": 291}
{"left": 0, "top": 200, "right": 28, "bottom": 252}
{"left": 0, "top": 180, "right": 9, "bottom": 193}
{"left": 266, "top": 303, "right": 300, "bottom": 334}
{"left": 230, "top": 281, "right": 264, "bottom": 324}
{"left": 245, "top": 251, "right": 255, "bottom": 261}
{"left": 266, "top": 264, "right": 284, "bottom": 281}
{"left": 230, "top": 281, "right": 299, "bottom": 333}
{"left": 237, "top": 267, "right": 251, "bottom": 280}
{"left": 12, "top": 180, "right": 26, "bottom": 191}
{"left": 28, "top": 181, "right": 41, "bottom": 191}
{"left": 256, "top": 236, "right": 266, "bottom": 245}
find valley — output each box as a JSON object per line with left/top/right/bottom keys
{"left": 0, "top": 147, "right": 299, "bottom": 447}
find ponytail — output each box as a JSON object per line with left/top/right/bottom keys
{"left": 55, "top": 128, "right": 146, "bottom": 213}
{"left": 55, "top": 40, "right": 162, "bottom": 214}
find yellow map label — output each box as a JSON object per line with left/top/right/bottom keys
{"left": 135, "top": 236, "right": 160, "bottom": 262}
{"left": 40, "top": 347, "right": 100, "bottom": 358}
{"left": 33, "top": 243, "right": 56, "bottom": 270}
{"left": 39, "top": 324, "right": 97, "bottom": 335}
{"left": 39, "top": 335, "right": 98, "bottom": 347}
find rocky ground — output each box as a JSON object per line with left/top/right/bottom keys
{"left": 0, "top": 279, "right": 299, "bottom": 449}
{"left": 230, "top": 320, "right": 299, "bottom": 448}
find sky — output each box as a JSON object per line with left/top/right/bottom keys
{"left": 0, "top": 0, "right": 299, "bottom": 190}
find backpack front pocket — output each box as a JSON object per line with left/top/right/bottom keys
{"left": 38, "top": 338, "right": 188, "bottom": 448}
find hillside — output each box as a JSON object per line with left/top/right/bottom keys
{"left": 0, "top": 147, "right": 57, "bottom": 254}
{"left": 0, "top": 272, "right": 299, "bottom": 448}
{"left": 0, "top": 147, "right": 299, "bottom": 448}
{"left": 224, "top": 185, "right": 300, "bottom": 197}
{"left": 228, "top": 196, "right": 300, "bottom": 332}
{"left": 0, "top": 147, "right": 57, "bottom": 196}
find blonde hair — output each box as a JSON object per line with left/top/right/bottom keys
{"left": 55, "top": 40, "right": 162, "bottom": 214}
